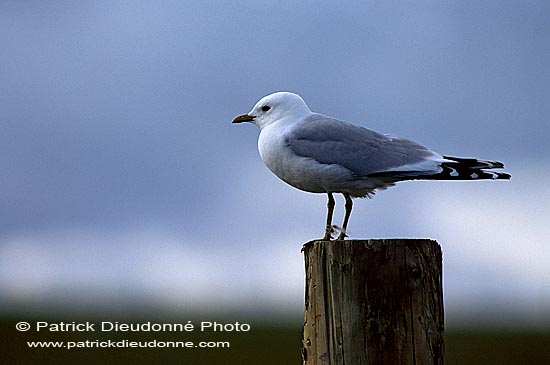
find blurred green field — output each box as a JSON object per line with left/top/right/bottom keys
{"left": 1, "top": 317, "right": 549, "bottom": 364}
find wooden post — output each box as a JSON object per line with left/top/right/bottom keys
{"left": 302, "top": 239, "right": 444, "bottom": 365}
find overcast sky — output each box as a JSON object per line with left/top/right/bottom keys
{"left": 1, "top": 1, "right": 549, "bottom": 326}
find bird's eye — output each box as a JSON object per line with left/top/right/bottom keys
{"left": 261, "top": 105, "right": 271, "bottom": 112}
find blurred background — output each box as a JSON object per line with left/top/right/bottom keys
{"left": 1, "top": 0, "right": 549, "bottom": 363}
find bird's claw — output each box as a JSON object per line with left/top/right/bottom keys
{"left": 323, "top": 225, "right": 337, "bottom": 240}
{"left": 333, "top": 225, "right": 348, "bottom": 240}
{"left": 323, "top": 225, "right": 348, "bottom": 241}
{"left": 336, "top": 231, "right": 348, "bottom": 240}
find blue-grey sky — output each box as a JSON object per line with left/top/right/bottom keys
{"left": 1, "top": 1, "right": 549, "bottom": 326}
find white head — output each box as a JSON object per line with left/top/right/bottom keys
{"left": 232, "top": 92, "right": 312, "bottom": 129}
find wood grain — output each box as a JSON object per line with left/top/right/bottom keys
{"left": 302, "top": 239, "right": 445, "bottom": 365}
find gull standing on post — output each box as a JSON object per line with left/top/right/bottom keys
{"left": 232, "top": 92, "right": 510, "bottom": 240}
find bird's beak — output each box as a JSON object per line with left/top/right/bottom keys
{"left": 232, "top": 114, "right": 255, "bottom": 124}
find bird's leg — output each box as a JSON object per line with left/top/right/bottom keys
{"left": 323, "top": 193, "right": 335, "bottom": 240}
{"left": 337, "top": 193, "right": 353, "bottom": 240}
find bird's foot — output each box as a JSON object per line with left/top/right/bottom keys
{"left": 322, "top": 225, "right": 338, "bottom": 240}
{"left": 322, "top": 232, "right": 333, "bottom": 241}
{"left": 336, "top": 231, "right": 348, "bottom": 240}
{"left": 330, "top": 225, "right": 348, "bottom": 240}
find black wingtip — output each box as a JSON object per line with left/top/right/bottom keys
{"left": 442, "top": 155, "right": 505, "bottom": 169}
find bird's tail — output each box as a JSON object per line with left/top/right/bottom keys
{"left": 417, "top": 156, "right": 511, "bottom": 181}
{"left": 371, "top": 155, "right": 511, "bottom": 181}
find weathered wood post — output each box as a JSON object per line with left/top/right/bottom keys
{"left": 302, "top": 239, "right": 444, "bottom": 365}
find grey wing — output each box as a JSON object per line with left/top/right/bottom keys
{"left": 286, "top": 114, "right": 442, "bottom": 177}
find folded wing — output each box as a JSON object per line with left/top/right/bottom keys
{"left": 286, "top": 113, "right": 442, "bottom": 178}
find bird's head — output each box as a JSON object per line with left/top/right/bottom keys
{"left": 232, "top": 92, "right": 311, "bottom": 129}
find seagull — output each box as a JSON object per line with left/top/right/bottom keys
{"left": 232, "top": 92, "right": 510, "bottom": 240}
